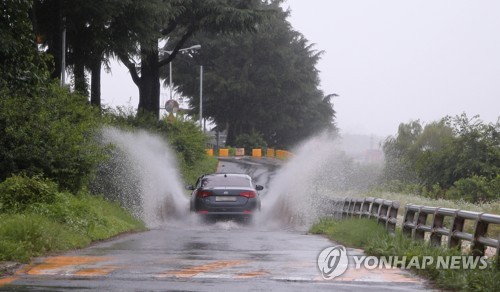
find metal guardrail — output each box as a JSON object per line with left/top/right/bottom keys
{"left": 402, "top": 204, "right": 500, "bottom": 258}
{"left": 331, "top": 197, "right": 400, "bottom": 233}
{"left": 329, "top": 198, "right": 500, "bottom": 258}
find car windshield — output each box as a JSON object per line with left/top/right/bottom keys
{"left": 201, "top": 176, "right": 252, "bottom": 188}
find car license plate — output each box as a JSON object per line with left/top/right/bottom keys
{"left": 215, "top": 196, "right": 237, "bottom": 202}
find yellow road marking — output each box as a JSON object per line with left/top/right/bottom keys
{"left": 235, "top": 270, "right": 269, "bottom": 278}
{"left": 160, "top": 260, "right": 247, "bottom": 278}
{"left": 0, "top": 263, "right": 37, "bottom": 287}
{"left": 27, "top": 256, "right": 111, "bottom": 275}
{"left": 0, "top": 277, "right": 16, "bottom": 287}
{"left": 74, "top": 266, "right": 117, "bottom": 276}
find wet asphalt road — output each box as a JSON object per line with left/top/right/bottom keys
{"left": 0, "top": 158, "right": 429, "bottom": 291}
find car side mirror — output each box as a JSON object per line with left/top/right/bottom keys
{"left": 255, "top": 185, "right": 264, "bottom": 191}
{"left": 185, "top": 185, "right": 195, "bottom": 191}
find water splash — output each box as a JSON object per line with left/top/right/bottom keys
{"left": 92, "top": 127, "right": 379, "bottom": 230}
{"left": 259, "top": 132, "right": 363, "bottom": 229}
{"left": 94, "top": 127, "right": 188, "bottom": 228}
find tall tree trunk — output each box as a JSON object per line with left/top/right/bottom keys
{"left": 46, "top": 0, "right": 62, "bottom": 80}
{"left": 73, "top": 61, "right": 88, "bottom": 96}
{"left": 137, "top": 46, "right": 160, "bottom": 118}
{"left": 226, "top": 123, "right": 237, "bottom": 146}
{"left": 90, "top": 58, "right": 101, "bottom": 108}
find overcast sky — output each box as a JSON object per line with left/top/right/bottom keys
{"left": 102, "top": 0, "right": 500, "bottom": 137}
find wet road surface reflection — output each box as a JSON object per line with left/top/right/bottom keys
{"left": 1, "top": 221, "right": 429, "bottom": 291}
{"left": 0, "top": 158, "right": 430, "bottom": 291}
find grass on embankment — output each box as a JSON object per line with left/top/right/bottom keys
{"left": 0, "top": 194, "right": 145, "bottom": 265}
{"left": 311, "top": 218, "right": 499, "bottom": 291}
{"left": 0, "top": 175, "right": 146, "bottom": 267}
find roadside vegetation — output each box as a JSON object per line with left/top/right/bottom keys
{"left": 0, "top": 1, "right": 216, "bottom": 268}
{"left": 0, "top": 175, "right": 145, "bottom": 263}
{"left": 380, "top": 114, "right": 499, "bottom": 203}
{"left": 311, "top": 218, "right": 499, "bottom": 291}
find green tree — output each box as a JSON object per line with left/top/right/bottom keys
{"left": 413, "top": 121, "right": 455, "bottom": 189}
{"left": 382, "top": 120, "right": 422, "bottom": 184}
{"left": 0, "top": 84, "right": 103, "bottom": 191}
{"left": 1, "top": 1, "right": 103, "bottom": 191}
{"left": 32, "top": 0, "right": 264, "bottom": 114}
{"left": 414, "top": 115, "right": 499, "bottom": 190}
{"left": 1, "top": 0, "right": 48, "bottom": 94}
{"left": 382, "top": 114, "right": 500, "bottom": 201}
{"left": 168, "top": 1, "right": 335, "bottom": 147}
{"left": 33, "top": 0, "right": 146, "bottom": 107}
{"left": 116, "top": 0, "right": 265, "bottom": 117}
{"left": 444, "top": 114, "right": 500, "bottom": 184}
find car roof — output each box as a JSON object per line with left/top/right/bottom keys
{"left": 200, "top": 173, "right": 253, "bottom": 188}
{"left": 203, "top": 173, "right": 251, "bottom": 179}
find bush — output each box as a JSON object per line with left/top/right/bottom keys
{"left": 448, "top": 175, "right": 499, "bottom": 202}
{"left": 182, "top": 155, "right": 219, "bottom": 185}
{"left": 0, "top": 83, "right": 103, "bottom": 191}
{"left": 228, "top": 147, "right": 237, "bottom": 156}
{"left": 235, "top": 131, "right": 267, "bottom": 155}
{"left": 0, "top": 178, "right": 145, "bottom": 262}
{"left": 164, "top": 119, "right": 207, "bottom": 166}
{"left": 0, "top": 175, "right": 58, "bottom": 213}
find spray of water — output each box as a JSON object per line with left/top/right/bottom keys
{"left": 259, "top": 132, "right": 361, "bottom": 229}
{"left": 96, "top": 127, "right": 188, "bottom": 228}
{"left": 93, "top": 126, "right": 379, "bottom": 231}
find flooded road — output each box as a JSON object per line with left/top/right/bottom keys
{"left": 0, "top": 158, "right": 429, "bottom": 291}
{"left": 0, "top": 223, "right": 427, "bottom": 291}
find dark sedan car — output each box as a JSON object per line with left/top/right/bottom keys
{"left": 187, "top": 173, "right": 263, "bottom": 220}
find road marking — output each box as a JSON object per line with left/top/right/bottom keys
{"left": 27, "top": 256, "right": 111, "bottom": 275}
{"left": 0, "top": 263, "right": 34, "bottom": 287}
{"left": 74, "top": 266, "right": 118, "bottom": 276}
{"left": 159, "top": 260, "right": 248, "bottom": 278}
{"left": 0, "top": 277, "right": 16, "bottom": 286}
{"left": 235, "top": 270, "right": 269, "bottom": 278}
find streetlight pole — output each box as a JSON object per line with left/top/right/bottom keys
{"left": 60, "top": 17, "right": 66, "bottom": 87}
{"left": 159, "top": 44, "right": 201, "bottom": 123}
{"left": 162, "top": 44, "right": 201, "bottom": 101}
{"left": 169, "top": 62, "right": 173, "bottom": 100}
{"left": 199, "top": 65, "right": 203, "bottom": 131}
